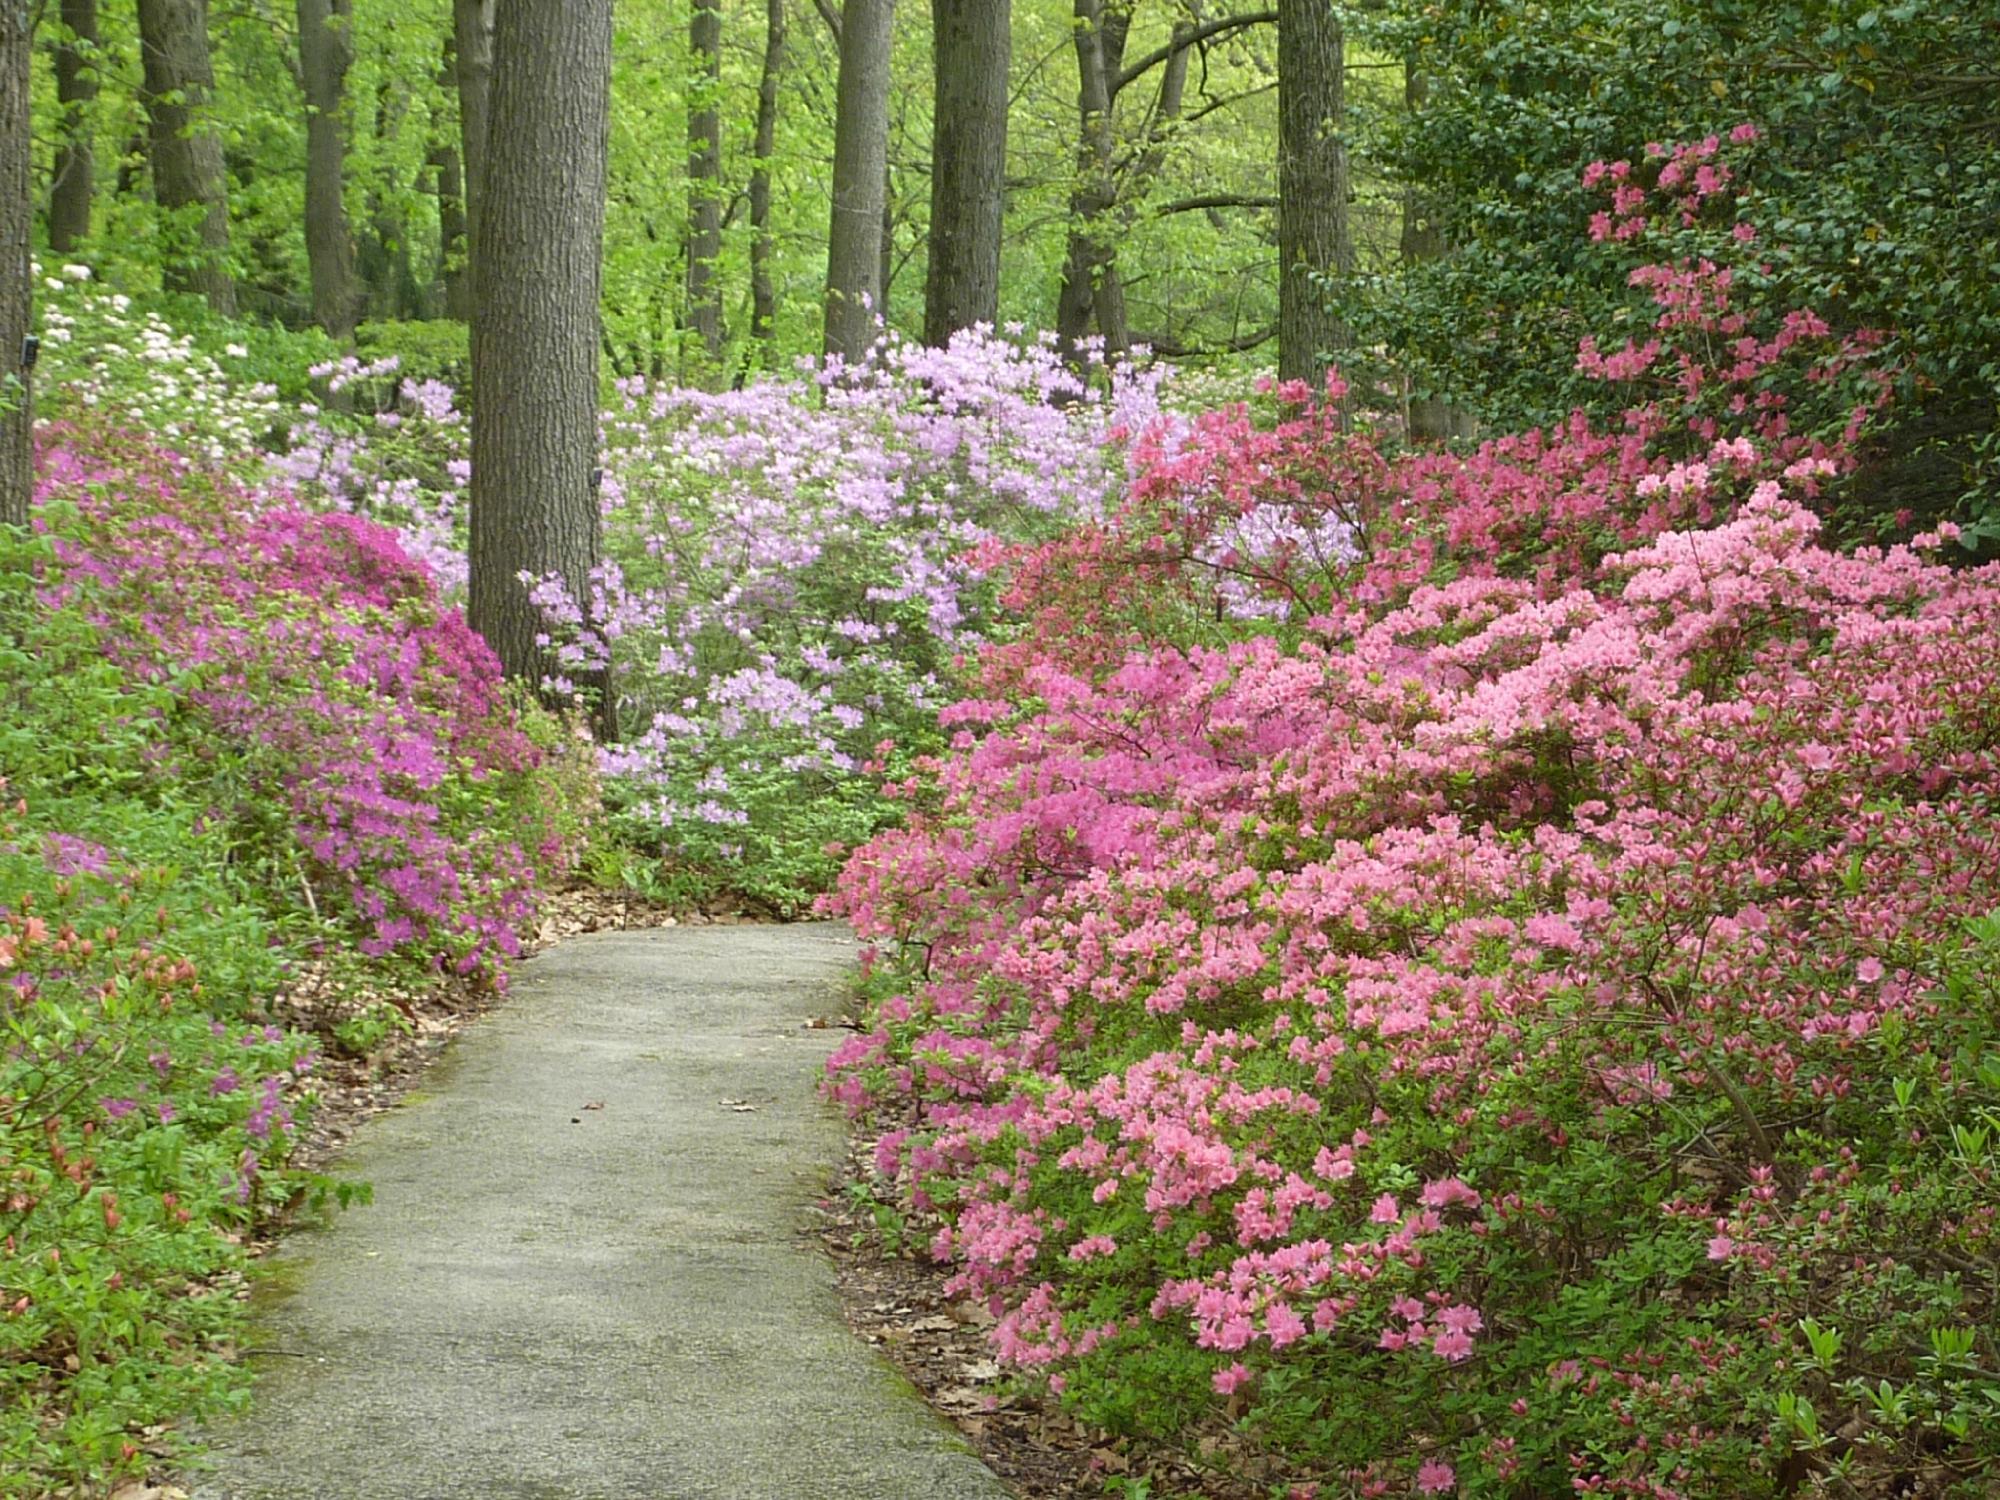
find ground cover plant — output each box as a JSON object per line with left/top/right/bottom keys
{"left": 825, "top": 138, "right": 2000, "bottom": 1498}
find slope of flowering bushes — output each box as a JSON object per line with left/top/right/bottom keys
{"left": 278, "top": 331, "right": 1170, "bottom": 909}
{"left": 0, "top": 425, "right": 593, "bottom": 1492}
{"left": 38, "top": 425, "right": 593, "bottom": 981}
{"left": 825, "top": 145, "right": 2000, "bottom": 1498}
{"left": 0, "top": 517, "right": 316, "bottom": 1493}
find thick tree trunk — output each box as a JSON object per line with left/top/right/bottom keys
{"left": 135, "top": 0, "right": 235, "bottom": 314}
{"left": 923, "top": 0, "right": 1008, "bottom": 346}
{"left": 748, "top": 0, "right": 784, "bottom": 349}
{"left": 49, "top": 0, "right": 98, "bottom": 255}
{"left": 298, "top": 0, "right": 358, "bottom": 340}
{"left": 685, "top": 0, "right": 724, "bottom": 369}
{"left": 453, "top": 0, "right": 494, "bottom": 271}
{"left": 1400, "top": 64, "right": 1471, "bottom": 441}
{"left": 823, "top": 0, "right": 894, "bottom": 363}
{"left": 1276, "top": 0, "right": 1350, "bottom": 387}
{"left": 0, "top": 0, "right": 31, "bottom": 528}
{"left": 1056, "top": 0, "right": 1129, "bottom": 365}
{"left": 431, "top": 37, "right": 470, "bottom": 321}
{"left": 469, "top": 0, "right": 613, "bottom": 735}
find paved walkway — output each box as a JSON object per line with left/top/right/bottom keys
{"left": 187, "top": 924, "right": 1011, "bottom": 1500}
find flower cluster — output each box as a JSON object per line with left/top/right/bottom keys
{"left": 35, "top": 425, "right": 589, "bottom": 980}
{"left": 825, "top": 145, "right": 2000, "bottom": 1497}
{"left": 32, "top": 263, "right": 291, "bottom": 463}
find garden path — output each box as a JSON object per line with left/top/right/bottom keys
{"left": 186, "top": 923, "right": 1011, "bottom": 1499}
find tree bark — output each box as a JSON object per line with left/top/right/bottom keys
{"left": 1276, "top": 0, "right": 1350, "bottom": 386}
{"left": 469, "top": 0, "right": 613, "bottom": 736}
{"left": 823, "top": 0, "right": 894, "bottom": 363}
{"left": 1400, "top": 63, "right": 1471, "bottom": 441}
{"left": 0, "top": 0, "right": 32, "bottom": 529}
{"left": 135, "top": 0, "right": 235, "bottom": 314}
{"left": 748, "top": 0, "right": 784, "bottom": 349}
{"left": 430, "top": 35, "right": 470, "bottom": 321}
{"left": 49, "top": 0, "right": 98, "bottom": 255}
{"left": 922, "top": 0, "right": 1008, "bottom": 346}
{"left": 685, "top": 0, "right": 724, "bottom": 369}
{"left": 453, "top": 0, "right": 494, "bottom": 274}
{"left": 1056, "top": 0, "right": 1129, "bottom": 364}
{"left": 298, "top": 0, "right": 358, "bottom": 340}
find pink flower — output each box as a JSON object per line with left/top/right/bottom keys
{"left": 1707, "top": 1234, "right": 1736, "bottom": 1261}
{"left": 1370, "top": 1193, "right": 1401, "bottom": 1224}
{"left": 1432, "top": 1327, "right": 1475, "bottom": 1361}
{"left": 1416, "top": 1458, "right": 1456, "bottom": 1494}
{"left": 1857, "top": 957, "right": 1885, "bottom": 983}
{"left": 1212, "top": 1362, "right": 1253, "bottom": 1394}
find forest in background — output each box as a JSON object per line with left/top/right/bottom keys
{"left": 21, "top": 0, "right": 2000, "bottom": 533}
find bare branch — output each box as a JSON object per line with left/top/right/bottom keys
{"left": 1112, "top": 10, "right": 1276, "bottom": 99}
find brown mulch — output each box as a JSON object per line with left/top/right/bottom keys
{"left": 816, "top": 1130, "right": 1270, "bottom": 1500}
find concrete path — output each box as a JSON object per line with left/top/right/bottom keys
{"left": 187, "top": 924, "right": 1012, "bottom": 1500}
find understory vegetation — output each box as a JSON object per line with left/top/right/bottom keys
{"left": 822, "top": 140, "right": 2000, "bottom": 1498}
{"left": 4, "top": 1, "right": 1997, "bottom": 1493}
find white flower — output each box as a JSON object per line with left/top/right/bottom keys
{"left": 225, "top": 343, "right": 249, "bottom": 358}
{"left": 61, "top": 263, "right": 91, "bottom": 282}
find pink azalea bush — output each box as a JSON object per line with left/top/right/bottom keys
{"left": 824, "top": 141, "right": 2000, "bottom": 1496}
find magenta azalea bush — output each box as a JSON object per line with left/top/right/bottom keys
{"left": 824, "top": 142, "right": 2000, "bottom": 1498}
{"left": 36, "top": 425, "right": 591, "bottom": 981}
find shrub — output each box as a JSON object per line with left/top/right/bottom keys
{"left": 824, "top": 142, "right": 2000, "bottom": 1498}
{"left": 37, "top": 424, "right": 593, "bottom": 983}
{"left": 0, "top": 525, "right": 317, "bottom": 1492}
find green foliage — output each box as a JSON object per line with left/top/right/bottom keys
{"left": 1351, "top": 0, "right": 2000, "bottom": 538}
{"left": 353, "top": 319, "right": 469, "bottom": 394}
{"left": 0, "top": 528, "right": 316, "bottom": 1492}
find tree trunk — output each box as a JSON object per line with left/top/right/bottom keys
{"left": 748, "top": 0, "right": 784, "bottom": 349}
{"left": 298, "top": 0, "right": 358, "bottom": 340}
{"left": 823, "top": 0, "right": 894, "bottom": 363}
{"left": 1056, "top": 0, "right": 1129, "bottom": 365}
{"left": 878, "top": 158, "right": 894, "bottom": 326}
{"left": 469, "top": 0, "right": 614, "bottom": 736}
{"left": 0, "top": 0, "right": 31, "bottom": 528}
{"left": 361, "top": 69, "right": 424, "bottom": 320}
{"left": 49, "top": 0, "right": 98, "bottom": 255}
{"left": 135, "top": 0, "right": 235, "bottom": 314}
{"left": 431, "top": 36, "right": 470, "bottom": 321}
{"left": 922, "top": 0, "right": 1008, "bottom": 346}
{"left": 453, "top": 0, "right": 494, "bottom": 272}
{"left": 685, "top": 0, "right": 724, "bottom": 370}
{"left": 1276, "top": 0, "right": 1350, "bottom": 386}
{"left": 1400, "top": 63, "right": 1471, "bottom": 441}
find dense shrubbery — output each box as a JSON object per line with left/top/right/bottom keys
{"left": 826, "top": 144, "right": 2000, "bottom": 1497}
{"left": 281, "top": 330, "right": 1171, "bottom": 910}
{"left": 0, "top": 519, "right": 312, "bottom": 1490}
{"left": 1354, "top": 0, "right": 2000, "bottom": 542}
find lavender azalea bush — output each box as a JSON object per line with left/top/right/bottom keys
{"left": 285, "top": 328, "right": 1176, "bottom": 908}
